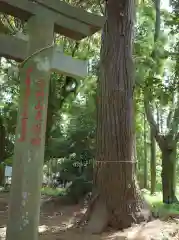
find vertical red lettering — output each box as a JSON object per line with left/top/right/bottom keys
{"left": 25, "top": 68, "right": 32, "bottom": 86}
{"left": 35, "top": 100, "right": 43, "bottom": 110}
{"left": 31, "top": 78, "right": 45, "bottom": 146}
{"left": 36, "top": 91, "right": 44, "bottom": 99}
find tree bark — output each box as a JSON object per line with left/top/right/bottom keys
{"left": 150, "top": 127, "right": 156, "bottom": 195}
{"left": 143, "top": 114, "right": 148, "bottom": 189}
{"left": 161, "top": 145, "right": 177, "bottom": 204}
{"left": 0, "top": 115, "right": 5, "bottom": 162}
{"left": 82, "top": 0, "right": 151, "bottom": 233}
{"left": 0, "top": 115, "right": 6, "bottom": 185}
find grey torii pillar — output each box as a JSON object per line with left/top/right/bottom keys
{"left": 6, "top": 15, "right": 54, "bottom": 240}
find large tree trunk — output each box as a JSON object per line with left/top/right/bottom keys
{"left": 150, "top": 127, "right": 156, "bottom": 195}
{"left": 161, "top": 145, "right": 177, "bottom": 204}
{"left": 81, "top": 0, "right": 151, "bottom": 233}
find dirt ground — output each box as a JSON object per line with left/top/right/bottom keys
{"left": 0, "top": 193, "right": 178, "bottom": 240}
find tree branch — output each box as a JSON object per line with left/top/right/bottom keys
{"left": 167, "top": 95, "right": 179, "bottom": 142}
{"left": 144, "top": 95, "right": 163, "bottom": 148}
{"left": 143, "top": 0, "right": 165, "bottom": 148}
{"left": 174, "top": 132, "right": 179, "bottom": 142}
{"left": 98, "top": 0, "right": 105, "bottom": 15}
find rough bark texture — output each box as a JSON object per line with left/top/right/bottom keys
{"left": 82, "top": 0, "right": 151, "bottom": 233}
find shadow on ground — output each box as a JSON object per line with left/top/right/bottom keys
{"left": 0, "top": 193, "right": 178, "bottom": 240}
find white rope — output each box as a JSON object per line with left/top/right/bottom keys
{"left": 95, "top": 161, "right": 136, "bottom": 163}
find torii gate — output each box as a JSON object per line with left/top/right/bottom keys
{"left": 0, "top": 1, "right": 104, "bottom": 240}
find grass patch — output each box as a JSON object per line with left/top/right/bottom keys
{"left": 142, "top": 188, "right": 179, "bottom": 218}
{"left": 41, "top": 187, "right": 66, "bottom": 197}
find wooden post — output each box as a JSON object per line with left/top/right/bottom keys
{"left": 6, "top": 15, "right": 54, "bottom": 240}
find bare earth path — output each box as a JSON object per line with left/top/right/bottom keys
{"left": 0, "top": 193, "right": 178, "bottom": 240}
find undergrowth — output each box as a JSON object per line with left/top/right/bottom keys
{"left": 41, "top": 187, "right": 179, "bottom": 218}
{"left": 143, "top": 189, "right": 179, "bottom": 218}
{"left": 41, "top": 187, "right": 66, "bottom": 197}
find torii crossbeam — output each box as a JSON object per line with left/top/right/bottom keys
{"left": 0, "top": 0, "right": 104, "bottom": 40}
{"left": 0, "top": 33, "right": 87, "bottom": 78}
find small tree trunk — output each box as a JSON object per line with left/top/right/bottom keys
{"left": 48, "top": 159, "right": 53, "bottom": 187}
{"left": 0, "top": 116, "right": 5, "bottom": 161}
{"left": 150, "top": 127, "right": 156, "bottom": 194}
{"left": 161, "top": 146, "right": 177, "bottom": 204}
{"left": 143, "top": 114, "right": 148, "bottom": 189}
{"left": 0, "top": 115, "right": 6, "bottom": 185}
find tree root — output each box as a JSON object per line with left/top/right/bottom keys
{"left": 75, "top": 193, "right": 99, "bottom": 227}
{"left": 76, "top": 194, "right": 152, "bottom": 234}
{"left": 75, "top": 193, "right": 109, "bottom": 234}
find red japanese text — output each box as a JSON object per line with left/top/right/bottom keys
{"left": 31, "top": 79, "right": 45, "bottom": 146}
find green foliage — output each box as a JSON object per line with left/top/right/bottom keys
{"left": 66, "top": 177, "right": 92, "bottom": 203}
{"left": 4, "top": 158, "right": 13, "bottom": 166}
{"left": 41, "top": 187, "right": 66, "bottom": 197}
{"left": 143, "top": 189, "right": 179, "bottom": 218}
